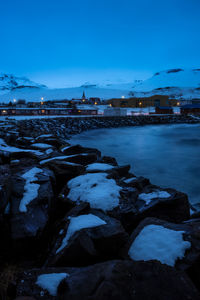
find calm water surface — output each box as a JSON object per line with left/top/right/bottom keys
{"left": 70, "top": 124, "right": 200, "bottom": 206}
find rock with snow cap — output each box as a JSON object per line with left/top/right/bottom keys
{"left": 45, "top": 207, "right": 128, "bottom": 267}
{"left": 58, "top": 260, "right": 200, "bottom": 300}
{"left": 64, "top": 153, "right": 99, "bottom": 166}
{"left": 15, "top": 267, "right": 74, "bottom": 300}
{"left": 10, "top": 166, "right": 55, "bottom": 255}
{"left": 60, "top": 144, "right": 101, "bottom": 158}
{"left": 123, "top": 176, "right": 150, "bottom": 191}
{"left": 40, "top": 159, "right": 85, "bottom": 193}
{"left": 35, "top": 135, "right": 65, "bottom": 149}
{"left": 64, "top": 172, "right": 123, "bottom": 212}
{"left": 133, "top": 186, "right": 190, "bottom": 226}
{"left": 14, "top": 261, "right": 200, "bottom": 300}
{"left": 124, "top": 217, "right": 200, "bottom": 273}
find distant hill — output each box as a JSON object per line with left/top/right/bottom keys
{"left": 132, "top": 69, "right": 200, "bottom": 99}
{"left": 0, "top": 69, "right": 200, "bottom": 103}
{"left": 0, "top": 73, "right": 46, "bottom": 93}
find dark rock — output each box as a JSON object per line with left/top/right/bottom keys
{"left": 100, "top": 156, "right": 118, "bottom": 166}
{"left": 65, "top": 153, "right": 98, "bottom": 166}
{"left": 124, "top": 176, "right": 150, "bottom": 191}
{"left": 0, "top": 164, "right": 11, "bottom": 213}
{"left": 45, "top": 209, "right": 128, "bottom": 267}
{"left": 124, "top": 217, "right": 200, "bottom": 273}
{"left": 0, "top": 150, "right": 10, "bottom": 164}
{"left": 60, "top": 144, "right": 101, "bottom": 158}
{"left": 134, "top": 187, "right": 190, "bottom": 225}
{"left": 15, "top": 261, "right": 200, "bottom": 300}
{"left": 41, "top": 159, "right": 85, "bottom": 193}
{"left": 35, "top": 136, "right": 64, "bottom": 149}
{"left": 10, "top": 166, "right": 55, "bottom": 256}
{"left": 58, "top": 260, "right": 200, "bottom": 300}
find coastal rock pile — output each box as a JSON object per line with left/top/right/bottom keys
{"left": 3, "top": 114, "right": 199, "bottom": 140}
{"left": 0, "top": 118, "right": 200, "bottom": 299}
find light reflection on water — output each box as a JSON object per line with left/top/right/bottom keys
{"left": 70, "top": 124, "right": 200, "bottom": 206}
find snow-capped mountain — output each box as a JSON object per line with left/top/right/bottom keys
{"left": 0, "top": 86, "right": 130, "bottom": 103}
{"left": 132, "top": 69, "right": 200, "bottom": 99}
{"left": 0, "top": 74, "right": 46, "bottom": 92}
{"left": 1, "top": 69, "right": 200, "bottom": 103}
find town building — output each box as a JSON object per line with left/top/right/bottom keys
{"left": 107, "top": 95, "right": 179, "bottom": 108}
{"left": 180, "top": 104, "right": 200, "bottom": 115}
{"left": 155, "top": 106, "right": 174, "bottom": 114}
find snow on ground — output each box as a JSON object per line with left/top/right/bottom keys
{"left": 0, "top": 138, "right": 43, "bottom": 156}
{"left": 36, "top": 273, "right": 69, "bottom": 296}
{"left": 138, "top": 190, "right": 171, "bottom": 205}
{"left": 19, "top": 167, "right": 43, "bottom": 213}
{"left": 128, "top": 224, "right": 191, "bottom": 267}
{"left": 31, "top": 143, "right": 53, "bottom": 149}
{"left": 67, "top": 173, "right": 122, "bottom": 211}
{"left": 86, "top": 163, "right": 114, "bottom": 171}
{"left": 56, "top": 214, "right": 106, "bottom": 253}
{"left": 0, "top": 86, "right": 130, "bottom": 103}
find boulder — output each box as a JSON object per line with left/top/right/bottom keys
{"left": 100, "top": 155, "right": 118, "bottom": 166}
{"left": 15, "top": 261, "right": 200, "bottom": 300}
{"left": 35, "top": 135, "right": 64, "bottom": 149}
{"left": 60, "top": 144, "right": 101, "bottom": 158}
{"left": 0, "top": 150, "right": 10, "bottom": 164}
{"left": 15, "top": 267, "right": 73, "bottom": 300}
{"left": 65, "top": 153, "right": 98, "bottom": 166}
{"left": 123, "top": 176, "right": 150, "bottom": 191}
{"left": 45, "top": 208, "right": 128, "bottom": 267}
{"left": 0, "top": 164, "right": 11, "bottom": 213}
{"left": 10, "top": 166, "right": 55, "bottom": 256}
{"left": 58, "top": 260, "right": 200, "bottom": 300}
{"left": 124, "top": 217, "right": 200, "bottom": 274}
{"left": 41, "top": 159, "right": 85, "bottom": 193}
{"left": 109, "top": 186, "right": 190, "bottom": 233}
{"left": 134, "top": 186, "right": 190, "bottom": 225}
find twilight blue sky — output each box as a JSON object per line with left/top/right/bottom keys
{"left": 0, "top": 0, "right": 200, "bottom": 87}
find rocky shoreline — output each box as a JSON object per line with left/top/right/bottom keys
{"left": 0, "top": 115, "right": 200, "bottom": 299}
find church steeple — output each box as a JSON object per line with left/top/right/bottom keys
{"left": 82, "top": 91, "right": 86, "bottom": 100}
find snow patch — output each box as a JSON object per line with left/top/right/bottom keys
{"left": 56, "top": 214, "right": 106, "bottom": 253}
{"left": 139, "top": 190, "right": 171, "bottom": 205}
{"left": 0, "top": 138, "right": 43, "bottom": 156}
{"left": 31, "top": 143, "right": 53, "bottom": 149}
{"left": 45, "top": 148, "right": 54, "bottom": 155}
{"left": 19, "top": 167, "right": 43, "bottom": 212}
{"left": 67, "top": 173, "right": 122, "bottom": 211}
{"left": 86, "top": 163, "right": 114, "bottom": 171}
{"left": 124, "top": 177, "right": 137, "bottom": 183}
{"left": 36, "top": 273, "right": 69, "bottom": 296}
{"left": 39, "top": 155, "right": 75, "bottom": 165}
{"left": 128, "top": 224, "right": 191, "bottom": 267}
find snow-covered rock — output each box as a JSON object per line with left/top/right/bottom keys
{"left": 67, "top": 173, "right": 122, "bottom": 211}
{"left": 128, "top": 224, "right": 191, "bottom": 266}
{"left": 16, "top": 261, "right": 200, "bottom": 300}
{"left": 86, "top": 162, "right": 114, "bottom": 171}
{"left": 56, "top": 214, "right": 107, "bottom": 253}
{"left": 46, "top": 208, "right": 128, "bottom": 267}
{"left": 36, "top": 273, "right": 69, "bottom": 296}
